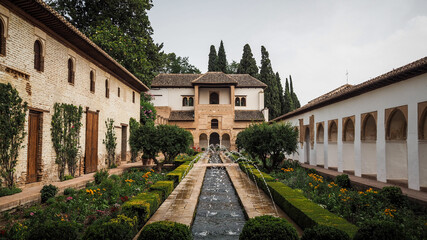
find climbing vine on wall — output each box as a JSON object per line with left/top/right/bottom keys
{"left": 51, "top": 103, "right": 83, "bottom": 180}
{"left": 0, "top": 83, "right": 28, "bottom": 189}
{"left": 103, "top": 118, "right": 117, "bottom": 168}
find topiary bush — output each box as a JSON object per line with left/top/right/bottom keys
{"left": 301, "top": 225, "right": 350, "bottom": 240}
{"left": 379, "top": 186, "right": 407, "bottom": 208}
{"left": 239, "top": 215, "right": 298, "bottom": 240}
{"left": 138, "top": 221, "right": 192, "bottom": 240}
{"left": 353, "top": 220, "right": 406, "bottom": 240}
{"left": 28, "top": 220, "right": 81, "bottom": 240}
{"left": 94, "top": 168, "right": 109, "bottom": 184}
{"left": 82, "top": 214, "right": 137, "bottom": 240}
{"left": 335, "top": 174, "right": 351, "bottom": 188}
{"left": 40, "top": 184, "right": 58, "bottom": 203}
{"left": 63, "top": 187, "right": 76, "bottom": 196}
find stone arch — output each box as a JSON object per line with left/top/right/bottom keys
{"left": 343, "top": 118, "right": 355, "bottom": 142}
{"left": 387, "top": 109, "right": 407, "bottom": 140}
{"left": 316, "top": 123, "right": 324, "bottom": 142}
{"left": 211, "top": 119, "right": 218, "bottom": 129}
{"left": 182, "top": 97, "right": 188, "bottom": 106}
{"left": 329, "top": 121, "right": 338, "bottom": 142}
{"left": 209, "top": 132, "right": 220, "bottom": 145}
{"left": 199, "top": 133, "right": 208, "bottom": 149}
{"left": 362, "top": 113, "right": 377, "bottom": 141}
{"left": 222, "top": 134, "right": 231, "bottom": 149}
{"left": 210, "top": 92, "right": 219, "bottom": 104}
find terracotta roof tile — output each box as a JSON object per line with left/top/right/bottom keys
{"left": 273, "top": 56, "right": 427, "bottom": 122}
{"left": 151, "top": 73, "right": 266, "bottom": 88}
{"left": 235, "top": 110, "right": 265, "bottom": 121}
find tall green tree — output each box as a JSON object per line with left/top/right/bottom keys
{"left": 289, "top": 75, "right": 301, "bottom": 109}
{"left": 227, "top": 61, "right": 240, "bottom": 74}
{"left": 237, "top": 44, "right": 258, "bottom": 77}
{"left": 276, "top": 72, "right": 286, "bottom": 115}
{"left": 283, "top": 78, "right": 294, "bottom": 114}
{"left": 48, "top": 0, "right": 162, "bottom": 86}
{"left": 160, "top": 53, "right": 201, "bottom": 74}
{"left": 217, "top": 40, "right": 228, "bottom": 73}
{"left": 208, "top": 45, "right": 217, "bottom": 72}
{"left": 259, "top": 46, "right": 281, "bottom": 120}
{"left": 0, "top": 83, "right": 27, "bottom": 188}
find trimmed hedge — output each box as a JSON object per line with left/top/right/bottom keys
{"left": 239, "top": 215, "right": 298, "bottom": 240}
{"left": 122, "top": 192, "right": 162, "bottom": 225}
{"left": 167, "top": 157, "right": 199, "bottom": 186}
{"left": 138, "top": 221, "right": 193, "bottom": 240}
{"left": 267, "top": 181, "right": 358, "bottom": 238}
{"left": 150, "top": 181, "right": 174, "bottom": 201}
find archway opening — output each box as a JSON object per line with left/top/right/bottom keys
{"left": 361, "top": 114, "right": 377, "bottom": 177}
{"left": 343, "top": 119, "right": 354, "bottom": 141}
{"left": 199, "top": 133, "right": 208, "bottom": 149}
{"left": 329, "top": 121, "right": 337, "bottom": 142}
{"left": 387, "top": 109, "right": 407, "bottom": 140}
{"left": 209, "top": 132, "right": 220, "bottom": 146}
{"left": 304, "top": 127, "right": 310, "bottom": 164}
{"left": 316, "top": 124, "right": 324, "bottom": 142}
{"left": 222, "top": 134, "right": 231, "bottom": 149}
{"left": 362, "top": 114, "right": 377, "bottom": 141}
{"left": 210, "top": 92, "right": 219, "bottom": 104}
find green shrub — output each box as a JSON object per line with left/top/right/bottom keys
{"left": 109, "top": 174, "right": 120, "bottom": 181}
{"left": 0, "top": 187, "right": 22, "bottom": 197}
{"left": 86, "top": 181, "right": 95, "bottom": 188}
{"left": 379, "top": 186, "right": 407, "bottom": 208}
{"left": 122, "top": 192, "right": 162, "bottom": 225}
{"left": 239, "top": 215, "right": 298, "bottom": 240}
{"left": 63, "top": 188, "right": 76, "bottom": 196}
{"left": 40, "top": 184, "right": 58, "bottom": 203}
{"left": 83, "top": 214, "right": 137, "bottom": 240}
{"left": 301, "top": 225, "right": 350, "bottom": 240}
{"left": 62, "top": 175, "right": 74, "bottom": 181}
{"left": 335, "top": 174, "right": 351, "bottom": 188}
{"left": 28, "top": 220, "right": 81, "bottom": 240}
{"left": 94, "top": 168, "right": 109, "bottom": 184}
{"left": 353, "top": 220, "right": 407, "bottom": 240}
{"left": 150, "top": 181, "right": 174, "bottom": 201}
{"left": 138, "top": 221, "right": 192, "bottom": 240}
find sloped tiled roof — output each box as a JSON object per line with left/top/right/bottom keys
{"left": 235, "top": 110, "right": 265, "bottom": 121}
{"left": 7, "top": 0, "right": 148, "bottom": 92}
{"left": 307, "top": 84, "right": 353, "bottom": 105}
{"left": 192, "top": 72, "right": 238, "bottom": 84}
{"left": 151, "top": 72, "right": 267, "bottom": 88}
{"left": 272, "top": 56, "right": 427, "bottom": 122}
{"left": 169, "top": 111, "right": 194, "bottom": 121}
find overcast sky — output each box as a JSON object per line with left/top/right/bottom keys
{"left": 148, "top": 0, "right": 427, "bottom": 105}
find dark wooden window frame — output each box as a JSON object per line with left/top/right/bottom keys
{"left": 118, "top": 87, "right": 121, "bottom": 97}
{"left": 105, "top": 79, "right": 109, "bottom": 98}
{"left": 0, "top": 18, "right": 6, "bottom": 56}
{"left": 132, "top": 91, "right": 135, "bottom": 103}
{"left": 68, "top": 58, "right": 75, "bottom": 84}
{"left": 90, "top": 70, "right": 95, "bottom": 93}
{"left": 34, "top": 40, "right": 44, "bottom": 72}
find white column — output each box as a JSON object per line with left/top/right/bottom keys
{"left": 324, "top": 122, "right": 329, "bottom": 169}
{"left": 407, "top": 103, "right": 420, "bottom": 190}
{"left": 376, "top": 109, "right": 387, "bottom": 182}
{"left": 337, "top": 118, "right": 343, "bottom": 172}
{"left": 354, "top": 114, "right": 362, "bottom": 177}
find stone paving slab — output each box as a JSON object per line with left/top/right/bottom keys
{"left": 301, "top": 163, "right": 427, "bottom": 206}
{"left": 0, "top": 161, "right": 148, "bottom": 213}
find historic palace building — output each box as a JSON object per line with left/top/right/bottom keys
{"left": 0, "top": 0, "right": 147, "bottom": 185}
{"left": 150, "top": 72, "right": 268, "bottom": 150}
{"left": 274, "top": 57, "right": 427, "bottom": 191}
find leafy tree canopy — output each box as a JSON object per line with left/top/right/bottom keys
{"left": 237, "top": 44, "right": 258, "bottom": 77}
{"left": 159, "top": 53, "right": 201, "bottom": 74}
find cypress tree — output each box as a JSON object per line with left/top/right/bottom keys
{"left": 284, "top": 78, "right": 294, "bottom": 113}
{"left": 276, "top": 72, "right": 286, "bottom": 115}
{"left": 237, "top": 44, "right": 258, "bottom": 77}
{"left": 208, "top": 45, "right": 217, "bottom": 72}
{"left": 289, "top": 75, "right": 301, "bottom": 109}
{"left": 260, "top": 46, "right": 280, "bottom": 120}
{"left": 217, "top": 40, "right": 227, "bottom": 73}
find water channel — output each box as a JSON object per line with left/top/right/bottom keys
{"left": 191, "top": 152, "right": 246, "bottom": 239}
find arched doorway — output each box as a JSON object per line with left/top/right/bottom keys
{"left": 361, "top": 113, "right": 377, "bottom": 177}
{"left": 304, "top": 127, "right": 310, "bottom": 164}
{"left": 386, "top": 108, "right": 408, "bottom": 183}
{"left": 209, "top": 132, "right": 220, "bottom": 146}
{"left": 343, "top": 118, "right": 355, "bottom": 172}
{"left": 316, "top": 123, "right": 324, "bottom": 166}
{"left": 222, "top": 134, "right": 231, "bottom": 149}
{"left": 328, "top": 120, "right": 338, "bottom": 170}
{"left": 199, "top": 133, "right": 208, "bottom": 149}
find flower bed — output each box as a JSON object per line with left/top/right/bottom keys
{"left": 269, "top": 160, "right": 427, "bottom": 240}
{"left": 0, "top": 155, "right": 198, "bottom": 240}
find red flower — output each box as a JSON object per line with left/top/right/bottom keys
{"left": 120, "top": 196, "right": 129, "bottom": 202}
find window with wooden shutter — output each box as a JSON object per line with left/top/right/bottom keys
{"left": 34, "top": 40, "right": 43, "bottom": 71}
{"left": 0, "top": 20, "right": 5, "bottom": 56}
{"left": 105, "top": 79, "right": 109, "bottom": 98}
{"left": 132, "top": 91, "right": 135, "bottom": 103}
{"left": 68, "top": 58, "right": 74, "bottom": 84}
{"left": 118, "top": 87, "right": 120, "bottom": 97}
{"left": 90, "top": 71, "right": 95, "bottom": 93}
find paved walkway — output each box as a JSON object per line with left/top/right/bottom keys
{"left": 301, "top": 164, "right": 427, "bottom": 206}
{"left": 135, "top": 153, "right": 303, "bottom": 239}
{"left": 0, "top": 161, "right": 150, "bottom": 213}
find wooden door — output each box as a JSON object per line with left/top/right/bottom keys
{"left": 27, "top": 111, "right": 41, "bottom": 183}
{"left": 121, "top": 125, "right": 127, "bottom": 162}
{"left": 85, "top": 111, "right": 99, "bottom": 173}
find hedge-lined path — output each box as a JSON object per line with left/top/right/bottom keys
{"left": 0, "top": 161, "right": 164, "bottom": 213}
{"left": 301, "top": 163, "right": 427, "bottom": 206}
